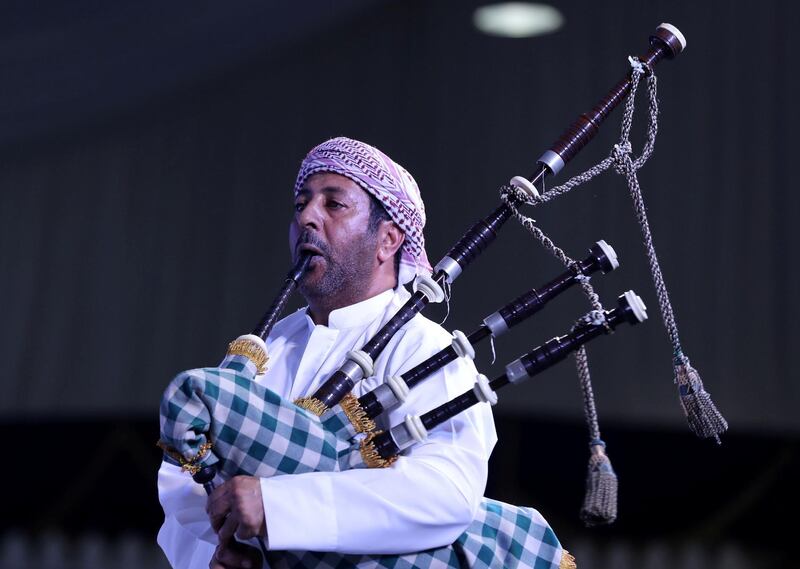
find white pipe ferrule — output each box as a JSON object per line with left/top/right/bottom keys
{"left": 623, "top": 291, "right": 648, "bottom": 323}
{"left": 386, "top": 375, "right": 410, "bottom": 404}
{"left": 482, "top": 311, "right": 509, "bottom": 337}
{"left": 433, "top": 256, "right": 462, "bottom": 284}
{"left": 371, "top": 383, "right": 400, "bottom": 410}
{"left": 538, "top": 150, "right": 565, "bottom": 176}
{"left": 345, "top": 349, "right": 374, "bottom": 378}
{"left": 451, "top": 330, "right": 475, "bottom": 360}
{"left": 404, "top": 414, "right": 428, "bottom": 444}
{"left": 659, "top": 23, "right": 686, "bottom": 50}
{"left": 505, "top": 358, "right": 529, "bottom": 384}
{"left": 473, "top": 373, "right": 498, "bottom": 405}
{"left": 413, "top": 274, "right": 445, "bottom": 303}
{"left": 510, "top": 175, "right": 540, "bottom": 199}
{"left": 595, "top": 239, "right": 619, "bottom": 271}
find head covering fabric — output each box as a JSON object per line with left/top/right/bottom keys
{"left": 294, "top": 136, "right": 432, "bottom": 284}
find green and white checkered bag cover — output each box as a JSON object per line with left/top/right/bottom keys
{"left": 264, "top": 498, "right": 565, "bottom": 569}
{"left": 159, "top": 354, "right": 365, "bottom": 479}
{"left": 159, "top": 356, "right": 569, "bottom": 568}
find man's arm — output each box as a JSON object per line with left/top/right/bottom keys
{"left": 259, "top": 353, "right": 496, "bottom": 554}
{"left": 158, "top": 319, "right": 497, "bottom": 560}
{"left": 159, "top": 464, "right": 267, "bottom": 569}
{"left": 157, "top": 461, "right": 219, "bottom": 568}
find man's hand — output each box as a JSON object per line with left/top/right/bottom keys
{"left": 207, "top": 475, "right": 267, "bottom": 541}
{"left": 209, "top": 538, "right": 263, "bottom": 569}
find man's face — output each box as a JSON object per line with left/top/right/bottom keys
{"left": 289, "top": 172, "right": 379, "bottom": 301}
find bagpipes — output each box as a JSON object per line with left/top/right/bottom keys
{"left": 158, "top": 23, "right": 726, "bottom": 569}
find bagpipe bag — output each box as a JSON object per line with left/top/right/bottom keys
{"left": 159, "top": 354, "right": 570, "bottom": 569}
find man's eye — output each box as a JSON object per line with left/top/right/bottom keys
{"left": 294, "top": 202, "right": 306, "bottom": 212}
{"left": 327, "top": 201, "right": 344, "bottom": 209}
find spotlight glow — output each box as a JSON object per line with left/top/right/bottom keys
{"left": 473, "top": 3, "right": 564, "bottom": 38}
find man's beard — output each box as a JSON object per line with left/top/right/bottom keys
{"left": 297, "top": 231, "right": 376, "bottom": 303}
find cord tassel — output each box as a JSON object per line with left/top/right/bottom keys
{"left": 580, "top": 440, "right": 618, "bottom": 527}
{"left": 675, "top": 354, "right": 728, "bottom": 443}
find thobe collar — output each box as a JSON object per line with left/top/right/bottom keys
{"left": 304, "top": 287, "right": 409, "bottom": 331}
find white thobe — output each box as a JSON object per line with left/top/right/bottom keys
{"left": 157, "top": 287, "right": 497, "bottom": 568}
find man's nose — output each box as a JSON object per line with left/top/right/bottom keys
{"left": 296, "top": 199, "right": 322, "bottom": 230}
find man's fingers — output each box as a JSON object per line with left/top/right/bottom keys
{"left": 218, "top": 512, "right": 240, "bottom": 542}
{"left": 235, "top": 521, "right": 257, "bottom": 541}
{"left": 209, "top": 543, "right": 227, "bottom": 569}
{"left": 209, "top": 553, "right": 226, "bottom": 569}
{"left": 209, "top": 509, "right": 229, "bottom": 533}
{"left": 207, "top": 482, "right": 229, "bottom": 508}
{"left": 207, "top": 482, "right": 228, "bottom": 513}
{"left": 214, "top": 540, "right": 263, "bottom": 569}
{"left": 207, "top": 476, "right": 265, "bottom": 540}
{"left": 207, "top": 487, "right": 231, "bottom": 531}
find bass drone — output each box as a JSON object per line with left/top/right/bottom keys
{"left": 159, "top": 23, "right": 723, "bottom": 569}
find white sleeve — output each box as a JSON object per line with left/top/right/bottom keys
{"left": 261, "top": 348, "right": 497, "bottom": 555}
{"left": 156, "top": 461, "right": 218, "bottom": 569}
{"left": 157, "top": 318, "right": 498, "bottom": 558}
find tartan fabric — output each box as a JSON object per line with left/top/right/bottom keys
{"left": 264, "top": 498, "right": 564, "bottom": 569}
{"left": 160, "top": 358, "right": 566, "bottom": 567}
{"left": 159, "top": 355, "right": 362, "bottom": 479}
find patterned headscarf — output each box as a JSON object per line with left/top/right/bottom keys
{"left": 294, "top": 137, "right": 432, "bottom": 284}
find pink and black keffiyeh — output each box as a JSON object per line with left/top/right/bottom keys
{"left": 294, "top": 136, "right": 432, "bottom": 284}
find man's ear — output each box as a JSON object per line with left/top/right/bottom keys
{"left": 377, "top": 221, "right": 405, "bottom": 264}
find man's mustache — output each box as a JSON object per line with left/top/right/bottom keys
{"left": 295, "top": 232, "right": 330, "bottom": 258}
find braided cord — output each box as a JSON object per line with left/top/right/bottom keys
{"left": 576, "top": 347, "right": 600, "bottom": 440}
{"left": 614, "top": 67, "right": 683, "bottom": 355}
{"left": 499, "top": 189, "right": 607, "bottom": 449}
{"left": 502, "top": 59, "right": 726, "bottom": 440}
{"left": 496, "top": 56, "right": 725, "bottom": 525}
{"left": 502, "top": 62, "right": 681, "bottom": 351}
{"left": 496, "top": 60, "right": 663, "bottom": 527}
{"left": 500, "top": 191, "right": 605, "bottom": 315}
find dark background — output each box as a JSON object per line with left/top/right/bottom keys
{"left": 1, "top": 1, "right": 797, "bottom": 567}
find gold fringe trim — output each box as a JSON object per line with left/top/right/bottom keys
{"left": 560, "top": 549, "right": 577, "bottom": 569}
{"left": 359, "top": 431, "right": 398, "bottom": 469}
{"left": 156, "top": 440, "right": 213, "bottom": 476}
{"left": 227, "top": 337, "right": 269, "bottom": 374}
{"left": 339, "top": 393, "right": 377, "bottom": 434}
{"left": 294, "top": 396, "right": 328, "bottom": 416}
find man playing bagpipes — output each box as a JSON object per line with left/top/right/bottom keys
{"left": 158, "top": 137, "right": 548, "bottom": 568}
{"left": 158, "top": 24, "right": 730, "bottom": 569}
